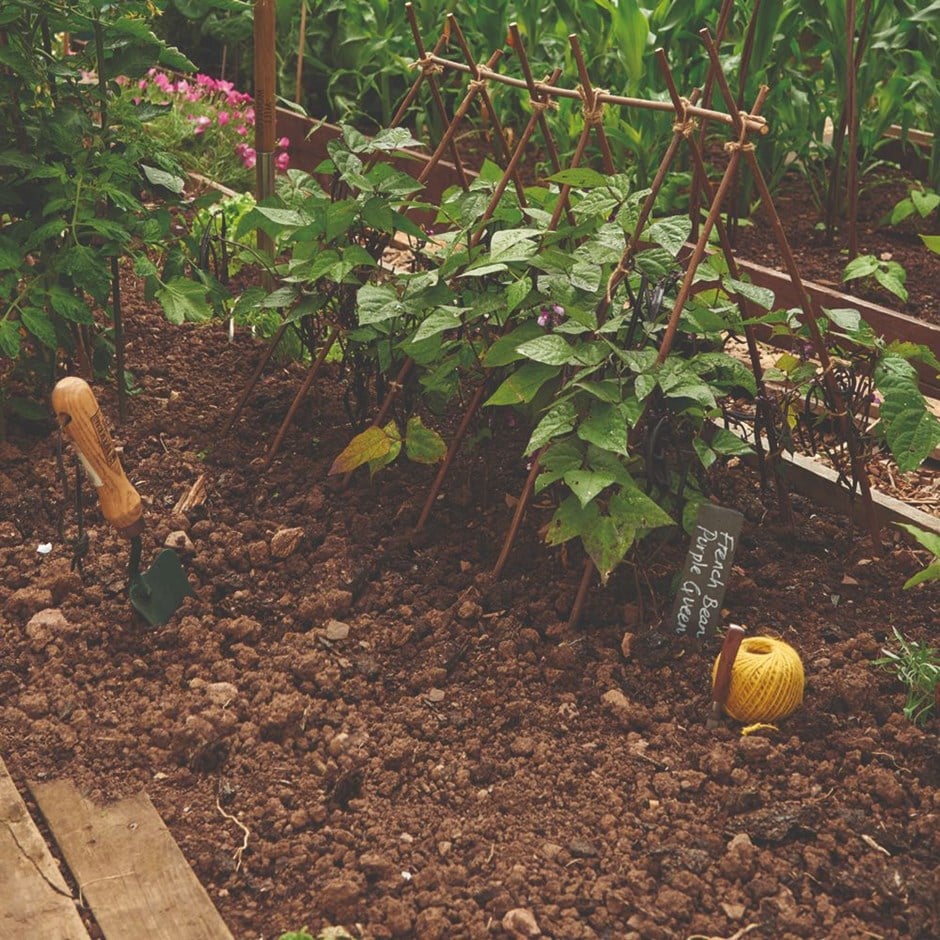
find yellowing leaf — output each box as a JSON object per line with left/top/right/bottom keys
{"left": 405, "top": 416, "right": 447, "bottom": 464}
{"left": 329, "top": 426, "right": 393, "bottom": 475}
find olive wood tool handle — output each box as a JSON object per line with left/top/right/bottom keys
{"left": 708, "top": 623, "right": 746, "bottom": 728}
{"left": 51, "top": 377, "right": 144, "bottom": 538}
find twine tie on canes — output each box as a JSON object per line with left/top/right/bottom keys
{"left": 409, "top": 53, "right": 444, "bottom": 77}
{"left": 530, "top": 97, "right": 558, "bottom": 115}
{"left": 712, "top": 636, "right": 804, "bottom": 722}
{"left": 725, "top": 110, "right": 757, "bottom": 153}
{"left": 671, "top": 97, "right": 696, "bottom": 138}
{"left": 577, "top": 84, "right": 607, "bottom": 127}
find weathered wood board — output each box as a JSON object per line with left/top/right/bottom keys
{"left": 30, "top": 779, "right": 234, "bottom": 940}
{"left": 0, "top": 757, "right": 91, "bottom": 940}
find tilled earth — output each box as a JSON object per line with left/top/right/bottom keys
{"left": 1, "top": 289, "right": 938, "bottom": 939}
{"left": 733, "top": 167, "right": 940, "bottom": 325}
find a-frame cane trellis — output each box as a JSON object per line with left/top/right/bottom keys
{"left": 225, "top": 8, "right": 882, "bottom": 627}
{"left": 371, "top": 14, "right": 881, "bottom": 625}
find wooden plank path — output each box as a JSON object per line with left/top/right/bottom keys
{"left": 0, "top": 756, "right": 91, "bottom": 939}
{"left": 1, "top": 756, "right": 233, "bottom": 939}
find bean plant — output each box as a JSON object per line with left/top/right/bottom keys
{"left": 231, "top": 116, "right": 940, "bottom": 585}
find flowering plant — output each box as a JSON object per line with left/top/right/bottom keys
{"left": 129, "top": 70, "right": 290, "bottom": 190}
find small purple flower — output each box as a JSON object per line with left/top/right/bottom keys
{"left": 537, "top": 303, "right": 566, "bottom": 330}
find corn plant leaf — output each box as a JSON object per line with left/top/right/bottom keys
{"left": 598, "top": 0, "right": 649, "bottom": 84}
{"left": 330, "top": 426, "right": 393, "bottom": 475}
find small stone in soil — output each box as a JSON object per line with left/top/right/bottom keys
{"left": 270, "top": 526, "right": 304, "bottom": 558}
{"left": 567, "top": 838, "right": 598, "bottom": 858}
{"left": 502, "top": 907, "right": 542, "bottom": 938}
{"left": 324, "top": 619, "right": 350, "bottom": 641}
{"left": 165, "top": 530, "right": 195, "bottom": 553}
{"left": 25, "top": 608, "right": 71, "bottom": 650}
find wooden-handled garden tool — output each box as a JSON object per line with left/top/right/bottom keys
{"left": 708, "top": 623, "right": 746, "bottom": 728}
{"left": 51, "top": 377, "right": 193, "bottom": 626}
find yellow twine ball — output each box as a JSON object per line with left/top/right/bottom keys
{"left": 713, "top": 636, "right": 805, "bottom": 723}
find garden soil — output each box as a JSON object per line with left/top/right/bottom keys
{"left": 1, "top": 272, "right": 938, "bottom": 940}
{"left": 732, "top": 167, "right": 939, "bottom": 325}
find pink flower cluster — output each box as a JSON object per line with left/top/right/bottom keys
{"left": 234, "top": 137, "right": 291, "bottom": 172}
{"left": 141, "top": 70, "right": 290, "bottom": 174}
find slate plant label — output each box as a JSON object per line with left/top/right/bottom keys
{"left": 671, "top": 503, "right": 744, "bottom": 641}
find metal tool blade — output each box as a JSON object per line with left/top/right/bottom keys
{"left": 128, "top": 548, "right": 194, "bottom": 627}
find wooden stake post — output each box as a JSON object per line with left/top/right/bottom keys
{"left": 253, "top": 0, "right": 276, "bottom": 270}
